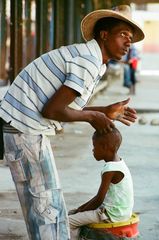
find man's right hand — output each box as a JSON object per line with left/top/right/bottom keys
{"left": 88, "top": 111, "right": 115, "bottom": 133}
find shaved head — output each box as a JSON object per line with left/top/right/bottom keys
{"left": 93, "top": 128, "right": 122, "bottom": 152}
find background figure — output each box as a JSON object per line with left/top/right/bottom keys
{"left": 123, "top": 44, "right": 139, "bottom": 95}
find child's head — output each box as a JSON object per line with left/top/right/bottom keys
{"left": 92, "top": 128, "right": 122, "bottom": 161}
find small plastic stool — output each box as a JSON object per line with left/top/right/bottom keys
{"left": 87, "top": 213, "right": 139, "bottom": 238}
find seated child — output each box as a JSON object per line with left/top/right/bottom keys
{"left": 69, "top": 128, "right": 134, "bottom": 240}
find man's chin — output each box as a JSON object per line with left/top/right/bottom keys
{"left": 115, "top": 55, "right": 122, "bottom": 61}
{"left": 110, "top": 56, "right": 121, "bottom": 61}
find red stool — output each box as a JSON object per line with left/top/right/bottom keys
{"left": 87, "top": 213, "right": 139, "bottom": 238}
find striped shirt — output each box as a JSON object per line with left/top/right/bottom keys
{"left": 0, "top": 39, "right": 106, "bottom": 135}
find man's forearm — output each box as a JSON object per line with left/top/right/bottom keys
{"left": 42, "top": 105, "right": 95, "bottom": 123}
{"left": 84, "top": 106, "right": 108, "bottom": 115}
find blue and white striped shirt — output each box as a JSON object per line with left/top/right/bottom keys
{"left": 0, "top": 39, "right": 106, "bottom": 135}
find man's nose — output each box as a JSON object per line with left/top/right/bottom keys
{"left": 125, "top": 39, "right": 131, "bottom": 47}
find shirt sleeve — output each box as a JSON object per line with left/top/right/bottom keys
{"left": 64, "top": 55, "right": 101, "bottom": 95}
{"left": 101, "top": 160, "right": 125, "bottom": 176}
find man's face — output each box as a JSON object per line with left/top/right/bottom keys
{"left": 103, "top": 22, "right": 133, "bottom": 61}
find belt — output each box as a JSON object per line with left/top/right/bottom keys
{"left": 3, "top": 122, "right": 21, "bottom": 134}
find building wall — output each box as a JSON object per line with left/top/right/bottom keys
{"left": 143, "top": 20, "right": 159, "bottom": 52}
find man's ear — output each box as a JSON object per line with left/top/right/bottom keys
{"left": 100, "top": 31, "right": 108, "bottom": 41}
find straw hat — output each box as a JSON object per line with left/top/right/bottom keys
{"left": 81, "top": 5, "right": 144, "bottom": 43}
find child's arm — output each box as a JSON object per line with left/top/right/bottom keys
{"left": 76, "top": 171, "right": 115, "bottom": 213}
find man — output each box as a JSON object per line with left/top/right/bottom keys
{"left": 0, "top": 5, "right": 144, "bottom": 240}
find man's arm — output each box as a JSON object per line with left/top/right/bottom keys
{"left": 41, "top": 85, "right": 115, "bottom": 132}
{"left": 76, "top": 171, "right": 115, "bottom": 212}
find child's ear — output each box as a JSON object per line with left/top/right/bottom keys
{"left": 102, "top": 144, "right": 108, "bottom": 151}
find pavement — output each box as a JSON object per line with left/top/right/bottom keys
{"left": 0, "top": 67, "right": 159, "bottom": 239}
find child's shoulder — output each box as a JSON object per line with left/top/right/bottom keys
{"left": 101, "top": 159, "right": 126, "bottom": 174}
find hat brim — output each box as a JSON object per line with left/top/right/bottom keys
{"left": 81, "top": 10, "right": 145, "bottom": 43}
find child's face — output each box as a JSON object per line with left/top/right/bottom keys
{"left": 92, "top": 137, "right": 106, "bottom": 161}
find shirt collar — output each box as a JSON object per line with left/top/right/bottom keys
{"left": 86, "top": 39, "right": 103, "bottom": 65}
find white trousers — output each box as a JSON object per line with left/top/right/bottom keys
{"left": 69, "top": 209, "right": 108, "bottom": 240}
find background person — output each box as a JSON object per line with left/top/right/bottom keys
{"left": 0, "top": 5, "right": 144, "bottom": 240}
{"left": 123, "top": 44, "right": 140, "bottom": 95}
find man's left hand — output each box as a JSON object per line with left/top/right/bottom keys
{"left": 105, "top": 98, "right": 137, "bottom": 126}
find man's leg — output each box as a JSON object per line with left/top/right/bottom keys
{"left": 3, "top": 133, "right": 70, "bottom": 240}
{"left": 0, "top": 118, "right": 4, "bottom": 159}
{"left": 123, "top": 64, "right": 131, "bottom": 88}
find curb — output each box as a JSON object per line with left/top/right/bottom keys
{"left": 136, "top": 108, "right": 159, "bottom": 113}
{"left": 0, "top": 191, "right": 17, "bottom": 199}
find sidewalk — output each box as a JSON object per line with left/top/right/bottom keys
{"left": 0, "top": 71, "right": 159, "bottom": 239}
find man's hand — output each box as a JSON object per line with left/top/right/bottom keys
{"left": 105, "top": 98, "right": 137, "bottom": 126}
{"left": 88, "top": 111, "right": 115, "bottom": 133}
